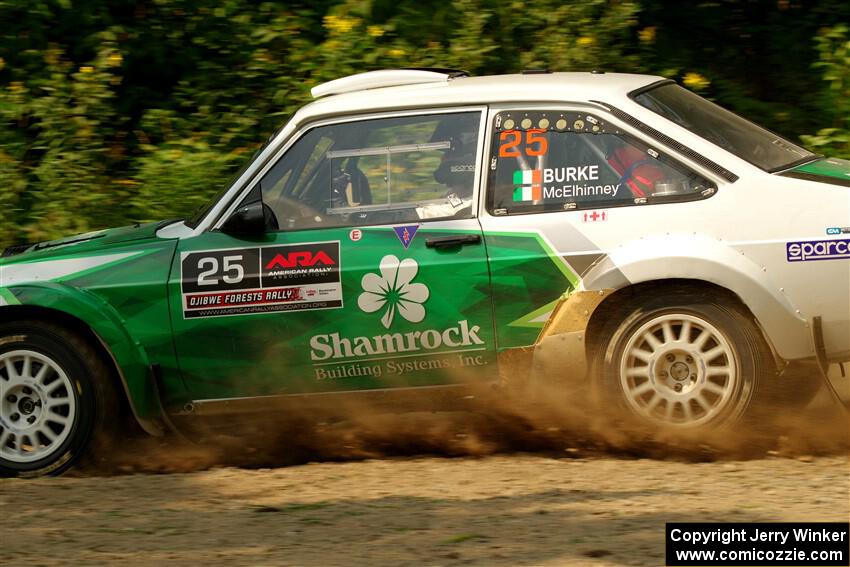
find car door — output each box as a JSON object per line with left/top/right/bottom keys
{"left": 168, "top": 108, "right": 496, "bottom": 402}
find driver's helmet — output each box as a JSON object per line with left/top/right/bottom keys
{"left": 430, "top": 114, "right": 478, "bottom": 192}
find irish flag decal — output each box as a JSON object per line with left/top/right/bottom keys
{"left": 513, "top": 170, "right": 542, "bottom": 202}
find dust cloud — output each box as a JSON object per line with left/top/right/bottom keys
{"left": 84, "top": 364, "right": 849, "bottom": 476}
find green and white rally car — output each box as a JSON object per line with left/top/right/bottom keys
{"left": 2, "top": 69, "right": 849, "bottom": 476}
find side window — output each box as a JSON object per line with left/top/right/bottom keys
{"left": 487, "top": 111, "right": 716, "bottom": 215}
{"left": 257, "top": 111, "right": 481, "bottom": 230}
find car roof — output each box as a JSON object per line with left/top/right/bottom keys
{"left": 296, "top": 71, "right": 665, "bottom": 124}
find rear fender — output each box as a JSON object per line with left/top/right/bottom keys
{"left": 581, "top": 235, "right": 811, "bottom": 361}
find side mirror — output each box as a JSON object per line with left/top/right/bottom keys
{"left": 220, "top": 201, "right": 268, "bottom": 237}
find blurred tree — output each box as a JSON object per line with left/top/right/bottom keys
{"left": 635, "top": 0, "right": 850, "bottom": 141}
{"left": 0, "top": 0, "right": 847, "bottom": 247}
{"left": 800, "top": 24, "right": 850, "bottom": 156}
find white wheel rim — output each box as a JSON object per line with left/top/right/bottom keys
{"left": 0, "top": 350, "right": 77, "bottom": 464}
{"left": 618, "top": 313, "right": 739, "bottom": 427}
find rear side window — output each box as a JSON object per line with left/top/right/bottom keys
{"left": 487, "top": 111, "right": 716, "bottom": 216}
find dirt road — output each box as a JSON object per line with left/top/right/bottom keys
{"left": 2, "top": 377, "right": 848, "bottom": 567}
{"left": 2, "top": 453, "right": 848, "bottom": 567}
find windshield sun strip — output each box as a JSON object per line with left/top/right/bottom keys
{"left": 627, "top": 78, "right": 676, "bottom": 100}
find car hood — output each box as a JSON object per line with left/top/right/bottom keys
{"left": 781, "top": 158, "right": 850, "bottom": 188}
{"left": 0, "top": 219, "right": 179, "bottom": 266}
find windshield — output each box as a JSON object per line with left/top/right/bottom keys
{"left": 632, "top": 83, "right": 816, "bottom": 172}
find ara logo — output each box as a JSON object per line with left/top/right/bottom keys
{"left": 358, "top": 255, "right": 429, "bottom": 329}
{"left": 261, "top": 242, "right": 341, "bottom": 284}
{"left": 393, "top": 225, "right": 419, "bottom": 249}
{"left": 265, "top": 250, "right": 335, "bottom": 270}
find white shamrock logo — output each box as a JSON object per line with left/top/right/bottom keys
{"left": 358, "top": 255, "right": 430, "bottom": 329}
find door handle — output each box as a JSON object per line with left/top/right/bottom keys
{"left": 425, "top": 234, "right": 482, "bottom": 249}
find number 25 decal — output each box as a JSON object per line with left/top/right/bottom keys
{"left": 197, "top": 255, "right": 245, "bottom": 286}
{"left": 498, "top": 130, "right": 548, "bottom": 158}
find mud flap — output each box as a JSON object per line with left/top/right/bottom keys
{"left": 811, "top": 316, "right": 850, "bottom": 413}
{"left": 149, "top": 363, "right": 192, "bottom": 442}
{"left": 531, "top": 331, "right": 588, "bottom": 392}
{"left": 497, "top": 346, "right": 535, "bottom": 391}
{"left": 529, "top": 289, "right": 614, "bottom": 394}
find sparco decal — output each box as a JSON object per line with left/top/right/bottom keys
{"left": 180, "top": 241, "right": 342, "bottom": 318}
{"left": 786, "top": 239, "right": 850, "bottom": 262}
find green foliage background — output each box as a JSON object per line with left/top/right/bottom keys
{"left": 1, "top": 0, "right": 848, "bottom": 247}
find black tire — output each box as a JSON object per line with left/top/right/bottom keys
{"left": 0, "top": 320, "right": 118, "bottom": 477}
{"left": 592, "top": 290, "right": 772, "bottom": 430}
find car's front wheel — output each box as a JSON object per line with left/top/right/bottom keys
{"left": 0, "top": 321, "right": 117, "bottom": 477}
{"left": 594, "top": 291, "right": 770, "bottom": 429}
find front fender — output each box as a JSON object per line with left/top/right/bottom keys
{"left": 0, "top": 282, "right": 164, "bottom": 435}
{"left": 581, "top": 234, "right": 811, "bottom": 361}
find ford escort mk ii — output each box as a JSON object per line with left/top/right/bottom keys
{"left": 1, "top": 69, "right": 848, "bottom": 476}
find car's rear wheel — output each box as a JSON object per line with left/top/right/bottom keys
{"left": 594, "top": 291, "right": 770, "bottom": 430}
{"left": 0, "top": 321, "right": 117, "bottom": 477}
